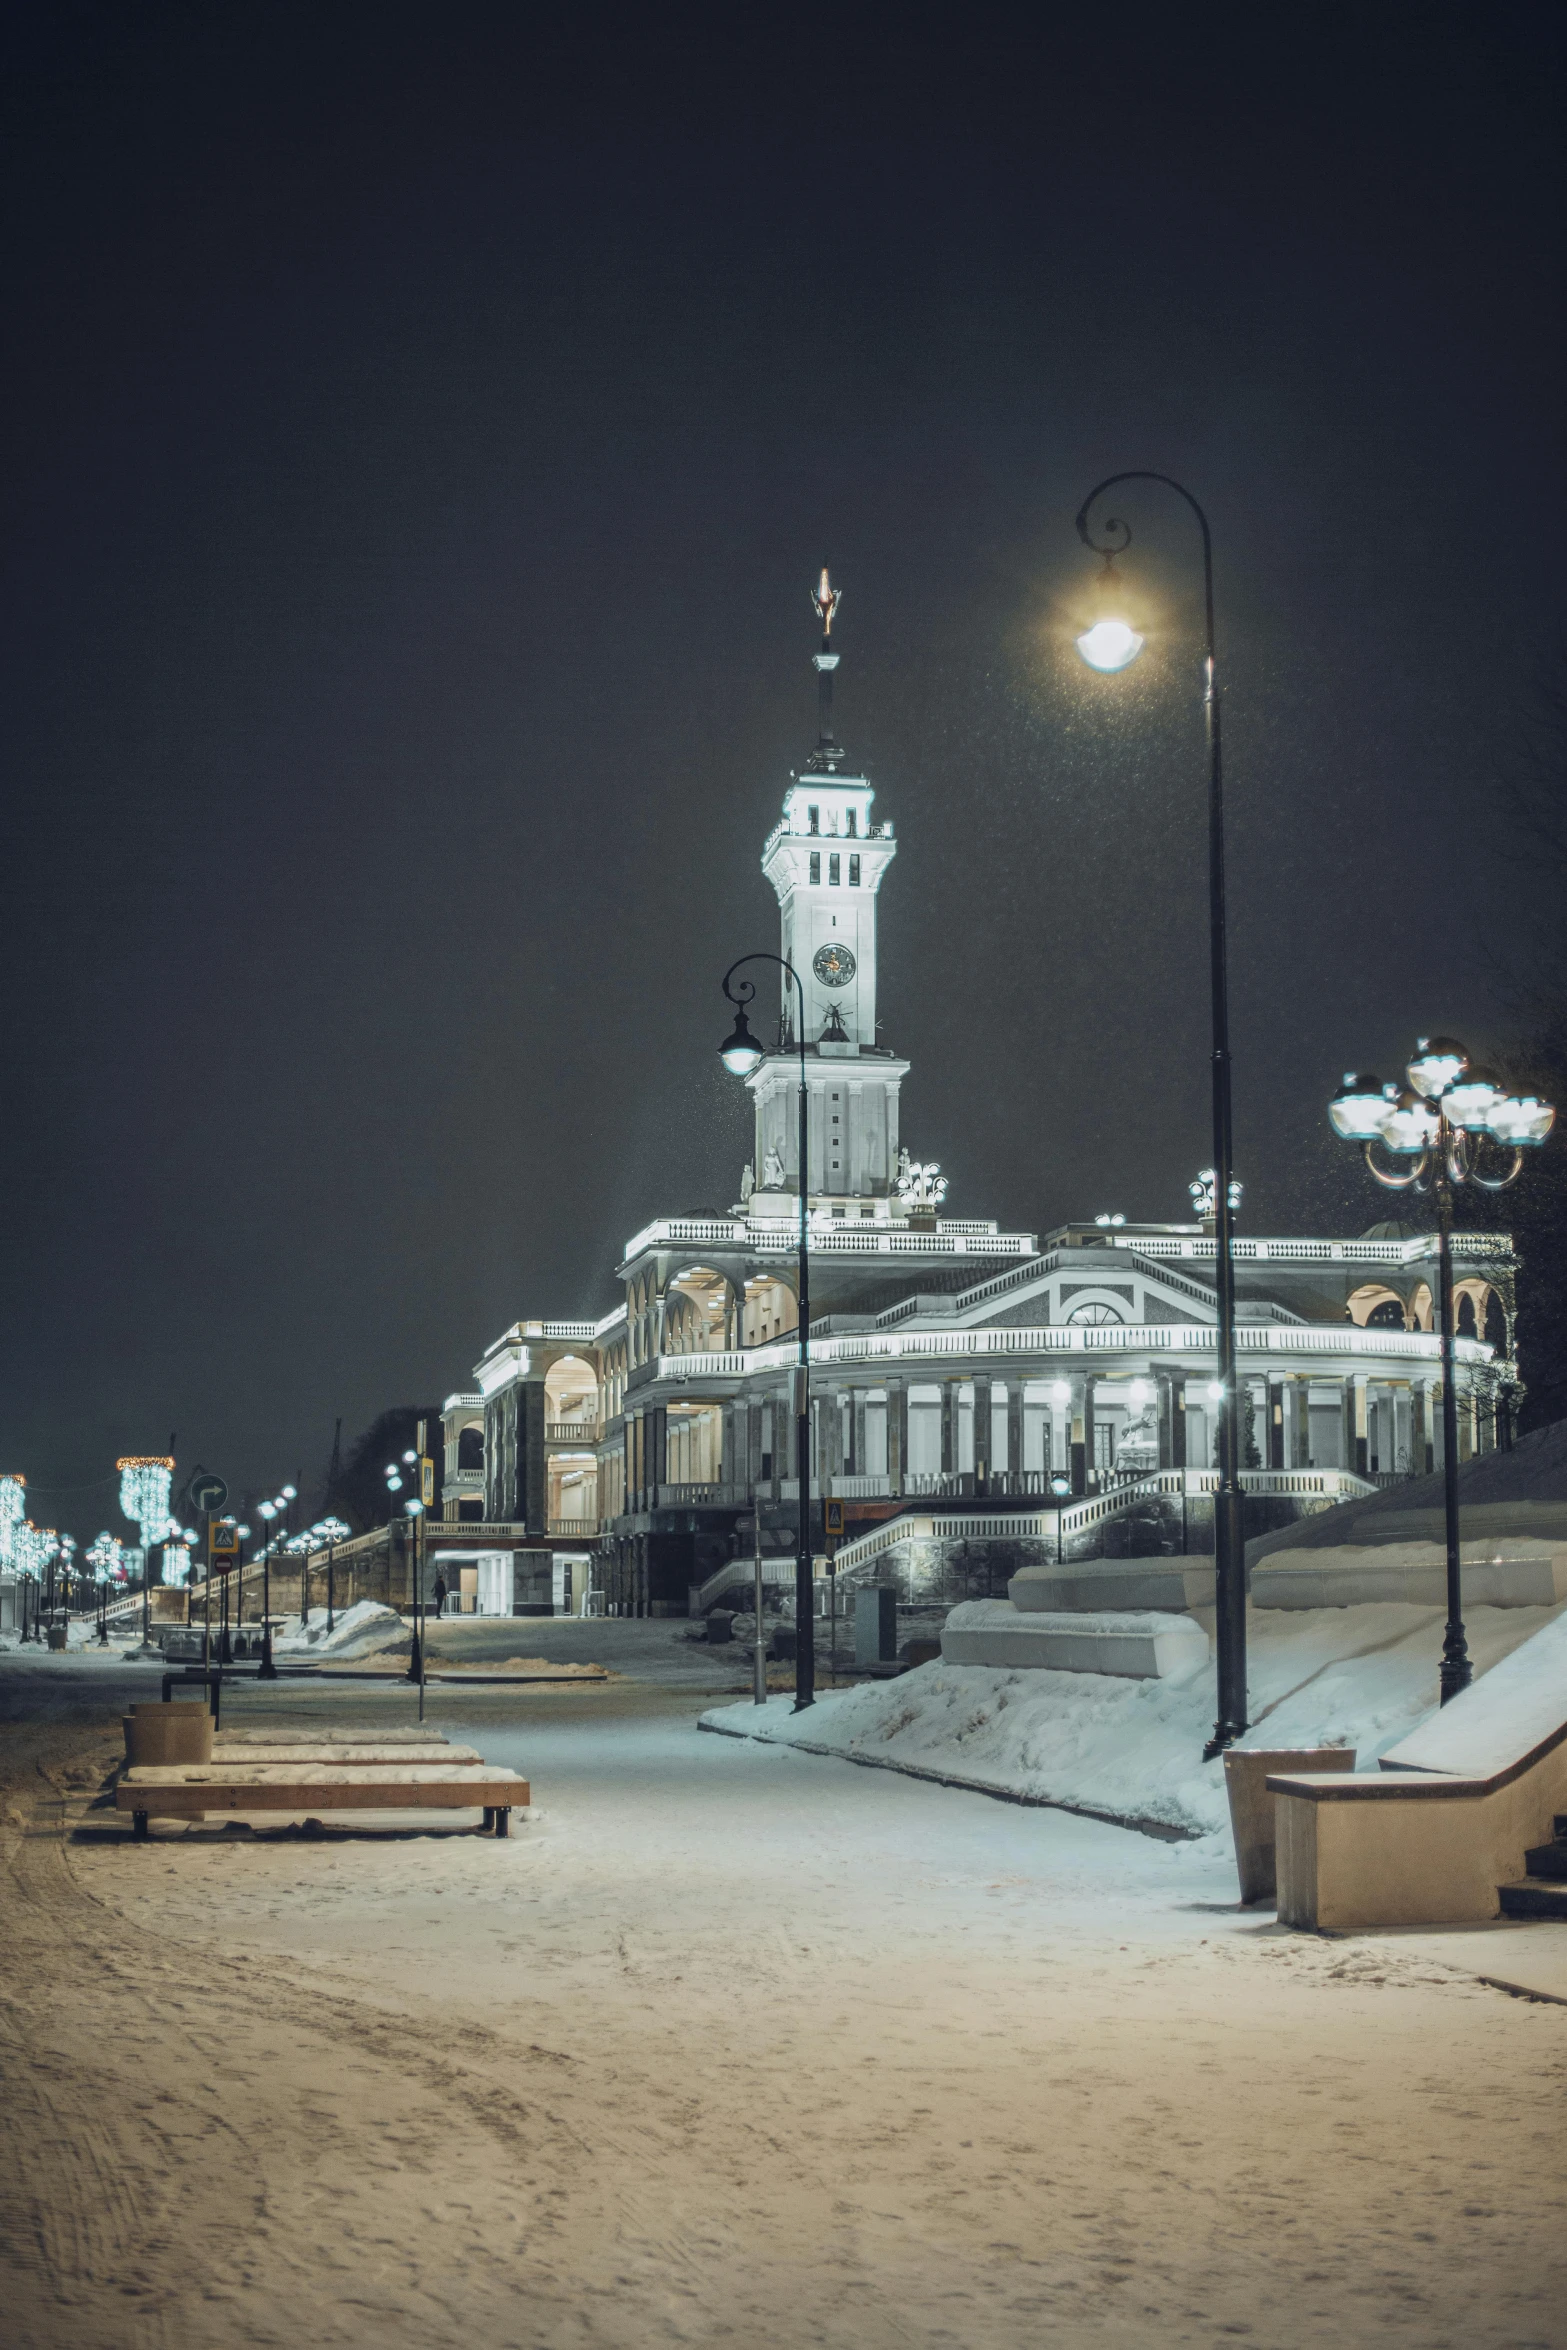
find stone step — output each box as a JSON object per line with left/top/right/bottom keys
{"left": 1498, "top": 1879, "right": 1567, "bottom": 1920}
{"left": 1523, "top": 1840, "right": 1567, "bottom": 1881}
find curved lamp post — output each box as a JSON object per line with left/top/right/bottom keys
{"left": 1073, "top": 472, "right": 1245, "bottom": 1759}
{"left": 1329, "top": 1037, "right": 1554, "bottom": 1699}
{"left": 719, "top": 951, "right": 815, "bottom": 1711}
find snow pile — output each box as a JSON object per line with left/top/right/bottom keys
{"left": 702, "top": 1596, "right": 1567, "bottom": 1837}
{"left": 270, "top": 1601, "right": 406, "bottom": 1660}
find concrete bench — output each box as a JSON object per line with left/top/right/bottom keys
{"left": 1268, "top": 1610, "right": 1567, "bottom": 1928}
{"left": 117, "top": 1763, "right": 530, "bottom": 1839}
{"left": 942, "top": 1600, "right": 1209, "bottom": 1680}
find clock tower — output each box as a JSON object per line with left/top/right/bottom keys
{"left": 746, "top": 573, "right": 911, "bottom": 1216}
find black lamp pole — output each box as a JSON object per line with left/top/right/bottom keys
{"left": 1329, "top": 1042, "right": 1551, "bottom": 1703}
{"left": 1076, "top": 473, "right": 1246, "bottom": 1758}
{"left": 721, "top": 951, "right": 815, "bottom": 1710}
{"left": 259, "top": 1512, "right": 278, "bottom": 1678}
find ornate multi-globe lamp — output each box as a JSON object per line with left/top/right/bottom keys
{"left": 1328, "top": 1036, "right": 1554, "bottom": 1699}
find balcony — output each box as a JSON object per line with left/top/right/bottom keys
{"left": 547, "top": 1518, "right": 602, "bottom": 1538}
{"left": 547, "top": 1420, "right": 603, "bottom": 1444}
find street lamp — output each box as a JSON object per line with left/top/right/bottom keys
{"left": 1073, "top": 471, "right": 1246, "bottom": 1761}
{"left": 719, "top": 951, "right": 816, "bottom": 1710}
{"left": 1328, "top": 1035, "right": 1554, "bottom": 1700}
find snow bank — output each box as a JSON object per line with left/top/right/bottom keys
{"left": 702, "top": 1596, "right": 1567, "bottom": 1837}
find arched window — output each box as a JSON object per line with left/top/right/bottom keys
{"left": 1366, "top": 1299, "right": 1405, "bottom": 1328}
{"left": 1457, "top": 1293, "right": 1477, "bottom": 1338}
{"left": 457, "top": 1427, "right": 483, "bottom": 1473}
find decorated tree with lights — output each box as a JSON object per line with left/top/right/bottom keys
{"left": 0, "top": 1474, "right": 25, "bottom": 1570}
{"left": 117, "top": 1456, "right": 174, "bottom": 1584}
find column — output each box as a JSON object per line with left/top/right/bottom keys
{"left": 940, "top": 1382, "right": 957, "bottom": 1478}
{"left": 1071, "top": 1373, "right": 1089, "bottom": 1495}
{"left": 973, "top": 1375, "right": 992, "bottom": 1492}
{"left": 1267, "top": 1377, "right": 1285, "bottom": 1470}
{"left": 887, "top": 1380, "right": 908, "bottom": 1497}
{"left": 1007, "top": 1386, "right": 1024, "bottom": 1493}
{"left": 1349, "top": 1374, "right": 1368, "bottom": 1477}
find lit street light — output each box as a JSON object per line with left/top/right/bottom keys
{"left": 1329, "top": 1036, "right": 1554, "bottom": 1699}
{"left": 1072, "top": 471, "right": 1246, "bottom": 1760}
{"left": 720, "top": 951, "right": 816, "bottom": 1711}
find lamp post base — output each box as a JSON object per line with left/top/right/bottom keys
{"left": 1439, "top": 1630, "right": 1472, "bottom": 1705}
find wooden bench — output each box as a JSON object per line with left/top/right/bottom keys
{"left": 117, "top": 1762, "right": 530, "bottom": 1839}
{"left": 212, "top": 1726, "right": 448, "bottom": 1745}
{"left": 207, "top": 1743, "right": 488, "bottom": 1768}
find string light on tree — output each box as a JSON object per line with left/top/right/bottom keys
{"left": 117, "top": 1457, "right": 174, "bottom": 1571}
{"left": 0, "top": 1474, "right": 25, "bottom": 1568}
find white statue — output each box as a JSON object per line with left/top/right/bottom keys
{"left": 740, "top": 1162, "right": 754, "bottom": 1204}
{"left": 763, "top": 1148, "right": 785, "bottom": 1190}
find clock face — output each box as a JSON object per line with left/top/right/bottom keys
{"left": 813, "top": 942, "right": 857, "bottom": 989}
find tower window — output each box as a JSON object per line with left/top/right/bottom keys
{"left": 848, "top": 854, "right": 860, "bottom": 887}
{"left": 846, "top": 810, "right": 858, "bottom": 838}
{"left": 807, "top": 805, "right": 820, "bottom": 834}
{"left": 809, "top": 851, "right": 821, "bottom": 885}
{"left": 828, "top": 853, "right": 840, "bottom": 886}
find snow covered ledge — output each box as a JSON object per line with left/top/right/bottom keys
{"left": 941, "top": 1599, "right": 1209, "bottom": 1681}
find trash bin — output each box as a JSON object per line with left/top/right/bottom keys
{"left": 1224, "top": 1747, "right": 1355, "bottom": 1904}
{"left": 124, "top": 1703, "right": 214, "bottom": 1768}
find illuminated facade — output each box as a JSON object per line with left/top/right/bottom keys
{"left": 444, "top": 588, "right": 1520, "bottom": 1615}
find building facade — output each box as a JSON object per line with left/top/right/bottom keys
{"left": 439, "top": 590, "right": 1519, "bottom": 1617}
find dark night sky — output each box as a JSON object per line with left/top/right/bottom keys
{"left": 3, "top": 3, "right": 1564, "bottom": 1534}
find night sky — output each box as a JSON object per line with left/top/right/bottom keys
{"left": 4, "top": 5, "right": 1564, "bottom": 1533}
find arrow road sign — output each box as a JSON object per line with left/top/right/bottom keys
{"left": 189, "top": 1473, "right": 228, "bottom": 1513}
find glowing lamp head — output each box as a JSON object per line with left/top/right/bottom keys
{"left": 1050, "top": 1473, "right": 1072, "bottom": 1497}
{"left": 1443, "top": 1067, "right": 1502, "bottom": 1132}
{"left": 1381, "top": 1088, "right": 1441, "bottom": 1155}
{"left": 281, "top": 1484, "right": 297, "bottom": 1501}
{"left": 1075, "top": 618, "right": 1145, "bottom": 673}
{"left": 1328, "top": 1073, "right": 1396, "bottom": 1142}
{"left": 1207, "top": 1382, "right": 1225, "bottom": 1404}
{"left": 1489, "top": 1093, "right": 1556, "bottom": 1148}
{"left": 258, "top": 1502, "right": 275, "bottom": 1521}
{"left": 1127, "top": 1379, "right": 1151, "bottom": 1411}
{"left": 718, "top": 1004, "right": 764, "bottom": 1078}
{"left": 1050, "top": 1380, "right": 1071, "bottom": 1408}
{"left": 1406, "top": 1036, "right": 1468, "bottom": 1098}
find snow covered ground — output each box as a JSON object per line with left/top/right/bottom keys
{"left": 6, "top": 1658, "right": 1566, "bottom": 2348}
{"left": 704, "top": 1596, "right": 1567, "bottom": 1836}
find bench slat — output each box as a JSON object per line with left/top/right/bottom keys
{"left": 118, "top": 1771, "right": 529, "bottom": 1815}
{"left": 195, "top": 1744, "right": 486, "bottom": 1767}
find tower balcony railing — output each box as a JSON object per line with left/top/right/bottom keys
{"left": 546, "top": 1420, "right": 603, "bottom": 1444}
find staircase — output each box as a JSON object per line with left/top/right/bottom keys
{"left": 1499, "top": 1817, "right": 1567, "bottom": 1918}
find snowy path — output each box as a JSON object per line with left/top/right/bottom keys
{"left": 2, "top": 1660, "right": 1565, "bottom": 2347}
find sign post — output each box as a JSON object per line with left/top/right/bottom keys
{"left": 206, "top": 1522, "right": 240, "bottom": 1720}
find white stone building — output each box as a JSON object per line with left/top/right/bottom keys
{"left": 441, "top": 588, "right": 1518, "bottom": 1616}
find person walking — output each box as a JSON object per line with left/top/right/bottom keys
{"left": 431, "top": 1572, "right": 447, "bottom": 1620}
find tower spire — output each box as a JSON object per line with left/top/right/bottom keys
{"left": 807, "top": 567, "right": 843, "bottom": 772}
